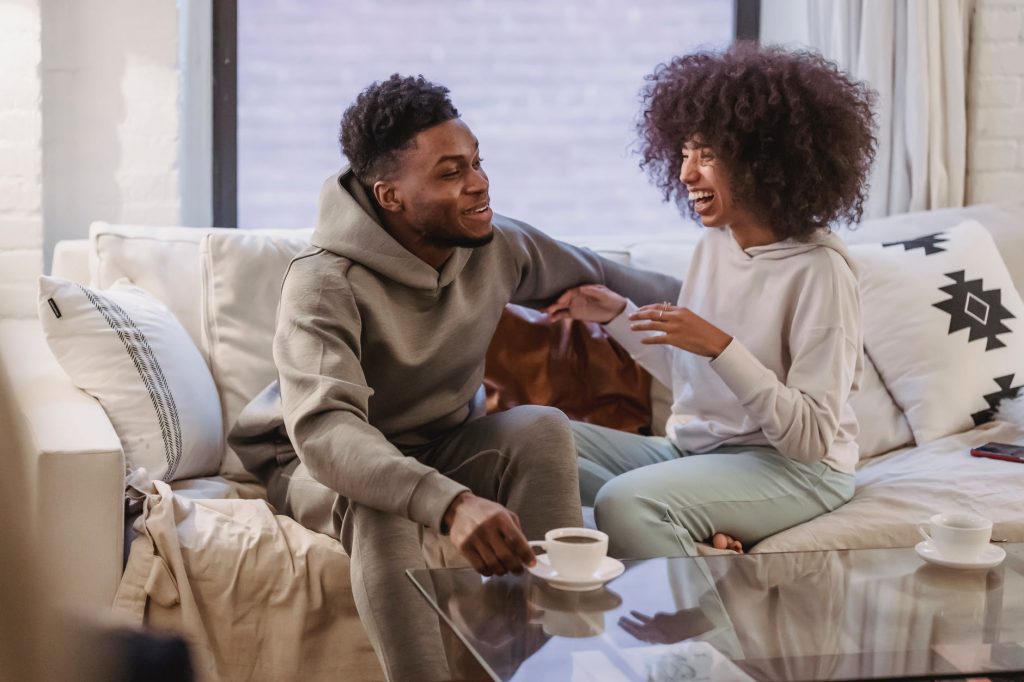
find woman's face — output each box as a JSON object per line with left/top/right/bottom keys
{"left": 678, "top": 139, "right": 737, "bottom": 229}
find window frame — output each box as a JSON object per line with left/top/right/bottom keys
{"left": 211, "top": 0, "right": 759, "bottom": 228}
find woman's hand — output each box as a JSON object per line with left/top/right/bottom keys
{"left": 629, "top": 303, "right": 732, "bottom": 358}
{"left": 545, "top": 284, "right": 626, "bottom": 324}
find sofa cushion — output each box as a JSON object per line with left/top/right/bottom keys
{"left": 38, "top": 275, "right": 223, "bottom": 482}
{"left": 839, "top": 201, "right": 1024, "bottom": 295}
{"left": 200, "top": 230, "right": 313, "bottom": 483}
{"left": 90, "top": 223, "right": 239, "bottom": 357}
{"left": 853, "top": 220, "right": 1024, "bottom": 444}
{"left": 849, "top": 354, "right": 914, "bottom": 458}
{"left": 754, "top": 420, "right": 1024, "bottom": 553}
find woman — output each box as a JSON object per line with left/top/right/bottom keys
{"left": 547, "top": 44, "right": 877, "bottom": 558}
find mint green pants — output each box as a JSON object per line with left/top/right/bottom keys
{"left": 571, "top": 421, "right": 855, "bottom": 559}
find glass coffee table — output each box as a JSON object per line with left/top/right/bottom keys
{"left": 408, "top": 544, "right": 1024, "bottom": 681}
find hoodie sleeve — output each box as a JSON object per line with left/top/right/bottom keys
{"left": 708, "top": 256, "right": 862, "bottom": 464}
{"left": 502, "top": 218, "right": 682, "bottom": 309}
{"left": 274, "top": 253, "right": 469, "bottom": 531}
{"left": 602, "top": 299, "right": 674, "bottom": 387}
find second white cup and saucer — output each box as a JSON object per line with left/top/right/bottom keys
{"left": 527, "top": 527, "right": 625, "bottom": 592}
{"left": 915, "top": 511, "right": 1006, "bottom": 570}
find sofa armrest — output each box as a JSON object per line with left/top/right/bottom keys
{"left": 0, "top": 319, "right": 125, "bottom": 617}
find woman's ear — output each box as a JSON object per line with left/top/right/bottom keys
{"left": 373, "top": 181, "right": 402, "bottom": 213}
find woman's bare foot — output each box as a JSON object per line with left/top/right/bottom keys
{"left": 711, "top": 532, "right": 744, "bottom": 553}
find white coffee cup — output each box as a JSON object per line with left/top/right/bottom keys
{"left": 528, "top": 527, "right": 608, "bottom": 580}
{"left": 918, "top": 512, "right": 992, "bottom": 561}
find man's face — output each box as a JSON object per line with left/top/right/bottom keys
{"left": 390, "top": 118, "right": 493, "bottom": 248}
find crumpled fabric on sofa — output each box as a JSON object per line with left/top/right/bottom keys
{"left": 113, "top": 473, "right": 381, "bottom": 682}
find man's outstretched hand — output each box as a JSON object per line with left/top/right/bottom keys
{"left": 443, "top": 492, "right": 537, "bottom": 577}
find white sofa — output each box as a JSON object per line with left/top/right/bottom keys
{"left": 3, "top": 201, "right": 1024, "bottom": 679}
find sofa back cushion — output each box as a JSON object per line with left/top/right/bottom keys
{"left": 849, "top": 355, "right": 914, "bottom": 458}
{"left": 840, "top": 200, "right": 1024, "bottom": 294}
{"left": 201, "top": 230, "right": 313, "bottom": 483}
{"left": 90, "top": 223, "right": 240, "bottom": 357}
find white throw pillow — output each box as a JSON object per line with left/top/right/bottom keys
{"left": 853, "top": 220, "right": 1024, "bottom": 444}
{"left": 200, "top": 230, "right": 313, "bottom": 482}
{"left": 38, "top": 276, "right": 223, "bottom": 482}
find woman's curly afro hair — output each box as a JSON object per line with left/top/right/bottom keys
{"left": 637, "top": 44, "right": 877, "bottom": 240}
{"left": 340, "top": 74, "right": 459, "bottom": 186}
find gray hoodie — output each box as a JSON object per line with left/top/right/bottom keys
{"left": 270, "top": 169, "right": 681, "bottom": 530}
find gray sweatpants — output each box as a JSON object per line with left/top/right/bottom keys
{"left": 289, "top": 405, "right": 583, "bottom": 682}
{"left": 571, "top": 421, "right": 854, "bottom": 559}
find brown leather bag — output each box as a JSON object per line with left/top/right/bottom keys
{"left": 484, "top": 304, "right": 653, "bottom": 435}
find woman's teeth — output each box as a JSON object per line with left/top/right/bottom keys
{"left": 689, "top": 190, "right": 714, "bottom": 209}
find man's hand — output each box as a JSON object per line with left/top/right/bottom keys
{"left": 443, "top": 492, "right": 537, "bottom": 576}
{"left": 545, "top": 284, "right": 627, "bottom": 324}
{"left": 629, "top": 303, "right": 732, "bottom": 358}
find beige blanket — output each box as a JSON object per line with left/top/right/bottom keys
{"left": 112, "top": 477, "right": 382, "bottom": 681}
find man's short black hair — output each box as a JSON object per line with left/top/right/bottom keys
{"left": 339, "top": 74, "right": 460, "bottom": 186}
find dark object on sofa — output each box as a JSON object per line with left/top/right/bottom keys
{"left": 76, "top": 625, "right": 194, "bottom": 682}
{"left": 485, "top": 304, "right": 653, "bottom": 435}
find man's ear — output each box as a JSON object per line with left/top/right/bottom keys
{"left": 373, "top": 181, "right": 402, "bottom": 213}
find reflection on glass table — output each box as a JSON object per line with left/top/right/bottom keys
{"left": 407, "top": 544, "right": 1024, "bottom": 681}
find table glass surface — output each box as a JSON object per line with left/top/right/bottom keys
{"left": 407, "top": 544, "right": 1024, "bottom": 682}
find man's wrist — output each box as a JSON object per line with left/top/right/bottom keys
{"left": 441, "top": 491, "right": 471, "bottom": 535}
{"left": 601, "top": 299, "right": 628, "bottom": 324}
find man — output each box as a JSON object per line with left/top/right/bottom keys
{"left": 235, "top": 74, "right": 680, "bottom": 681}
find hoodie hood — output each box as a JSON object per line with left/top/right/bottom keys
{"left": 310, "top": 167, "right": 473, "bottom": 291}
{"left": 737, "top": 227, "right": 859, "bottom": 277}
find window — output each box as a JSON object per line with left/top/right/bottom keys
{"left": 218, "top": 1, "right": 757, "bottom": 239}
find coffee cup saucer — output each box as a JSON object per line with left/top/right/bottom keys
{"left": 527, "top": 555, "right": 625, "bottom": 591}
{"left": 915, "top": 540, "right": 1006, "bottom": 570}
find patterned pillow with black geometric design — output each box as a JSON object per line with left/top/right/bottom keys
{"left": 852, "top": 220, "right": 1024, "bottom": 444}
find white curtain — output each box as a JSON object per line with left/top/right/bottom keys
{"left": 804, "top": 0, "right": 972, "bottom": 219}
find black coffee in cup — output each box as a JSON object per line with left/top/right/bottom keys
{"left": 529, "top": 528, "right": 610, "bottom": 581}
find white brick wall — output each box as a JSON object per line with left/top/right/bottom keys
{"left": 968, "top": 0, "right": 1024, "bottom": 204}
{"left": 41, "top": 0, "right": 183, "bottom": 267}
{"left": 0, "top": 0, "right": 43, "bottom": 318}
{"left": 0, "top": 0, "right": 195, "bottom": 318}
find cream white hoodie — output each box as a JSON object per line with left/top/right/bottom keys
{"left": 606, "top": 226, "right": 862, "bottom": 475}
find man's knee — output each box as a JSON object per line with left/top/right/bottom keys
{"left": 509, "top": 405, "right": 577, "bottom": 481}
{"left": 504, "top": 406, "right": 575, "bottom": 466}
{"left": 348, "top": 503, "right": 424, "bottom": 563}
